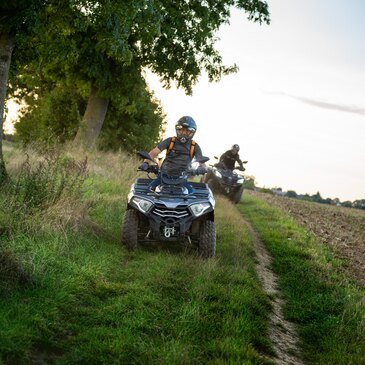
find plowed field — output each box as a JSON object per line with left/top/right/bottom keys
{"left": 248, "top": 191, "right": 365, "bottom": 287}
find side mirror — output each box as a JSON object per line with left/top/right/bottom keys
{"left": 137, "top": 151, "right": 154, "bottom": 162}
{"left": 243, "top": 161, "right": 248, "bottom": 164}
{"left": 214, "top": 156, "right": 219, "bottom": 160}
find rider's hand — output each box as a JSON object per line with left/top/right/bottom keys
{"left": 196, "top": 166, "right": 208, "bottom": 175}
{"left": 239, "top": 166, "right": 245, "bottom": 172}
{"left": 139, "top": 162, "right": 150, "bottom": 171}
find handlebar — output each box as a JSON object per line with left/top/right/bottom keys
{"left": 137, "top": 165, "right": 159, "bottom": 174}
{"left": 186, "top": 167, "right": 209, "bottom": 176}
{"left": 138, "top": 166, "right": 209, "bottom": 177}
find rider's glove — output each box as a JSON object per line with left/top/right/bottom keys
{"left": 239, "top": 166, "right": 245, "bottom": 172}
{"left": 139, "top": 162, "right": 150, "bottom": 171}
{"left": 196, "top": 166, "right": 208, "bottom": 175}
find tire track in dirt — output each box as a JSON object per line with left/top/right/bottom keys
{"left": 245, "top": 220, "right": 304, "bottom": 365}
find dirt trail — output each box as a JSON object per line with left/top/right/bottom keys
{"left": 245, "top": 220, "right": 303, "bottom": 365}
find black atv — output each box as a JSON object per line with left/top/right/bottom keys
{"left": 121, "top": 152, "right": 216, "bottom": 258}
{"left": 202, "top": 160, "right": 248, "bottom": 204}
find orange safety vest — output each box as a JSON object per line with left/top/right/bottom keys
{"left": 166, "top": 137, "right": 196, "bottom": 160}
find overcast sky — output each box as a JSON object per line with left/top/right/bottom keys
{"left": 146, "top": 0, "right": 365, "bottom": 201}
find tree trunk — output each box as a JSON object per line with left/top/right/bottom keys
{"left": 74, "top": 84, "right": 109, "bottom": 150}
{"left": 0, "top": 32, "right": 15, "bottom": 181}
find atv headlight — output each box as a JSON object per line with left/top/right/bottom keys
{"left": 237, "top": 178, "right": 244, "bottom": 184}
{"left": 132, "top": 197, "right": 153, "bottom": 213}
{"left": 190, "top": 202, "right": 211, "bottom": 217}
{"left": 214, "top": 170, "right": 222, "bottom": 178}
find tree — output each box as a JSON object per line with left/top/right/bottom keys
{"left": 0, "top": 32, "right": 14, "bottom": 180}
{"left": 353, "top": 199, "right": 365, "bottom": 210}
{"left": 10, "top": 0, "right": 270, "bottom": 149}
{"left": 14, "top": 63, "right": 165, "bottom": 152}
{"left": 0, "top": 0, "right": 45, "bottom": 179}
{"left": 286, "top": 190, "right": 298, "bottom": 198}
{"left": 98, "top": 67, "right": 165, "bottom": 152}
{"left": 342, "top": 201, "right": 353, "bottom": 208}
{"left": 14, "top": 83, "right": 86, "bottom": 145}
{"left": 311, "top": 192, "right": 323, "bottom": 203}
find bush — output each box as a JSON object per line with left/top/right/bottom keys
{"left": 259, "top": 187, "right": 274, "bottom": 195}
{"left": 0, "top": 149, "right": 88, "bottom": 233}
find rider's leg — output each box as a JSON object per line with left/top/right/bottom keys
{"left": 149, "top": 174, "right": 161, "bottom": 190}
{"left": 183, "top": 180, "right": 194, "bottom": 194}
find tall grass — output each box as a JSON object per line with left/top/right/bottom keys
{"left": 0, "top": 144, "right": 90, "bottom": 295}
{"left": 1, "top": 143, "right": 274, "bottom": 364}
{"left": 1, "top": 154, "right": 88, "bottom": 238}
{"left": 239, "top": 192, "right": 365, "bottom": 364}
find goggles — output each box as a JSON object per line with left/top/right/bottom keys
{"left": 176, "top": 125, "right": 196, "bottom": 133}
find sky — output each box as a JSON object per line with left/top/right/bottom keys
{"left": 145, "top": 0, "right": 365, "bottom": 202}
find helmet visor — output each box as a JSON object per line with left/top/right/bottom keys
{"left": 176, "top": 125, "right": 196, "bottom": 138}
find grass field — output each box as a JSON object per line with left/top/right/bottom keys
{"left": 1, "top": 142, "right": 364, "bottom": 364}
{"left": 239, "top": 193, "right": 365, "bottom": 364}
{"left": 0, "top": 143, "right": 272, "bottom": 364}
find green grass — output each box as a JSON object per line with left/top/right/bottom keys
{"left": 238, "top": 193, "right": 365, "bottom": 365}
{"left": 0, "top": 145, "right": 273, "bottom": 364}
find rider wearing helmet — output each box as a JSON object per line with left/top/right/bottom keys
{"left": 217, "top": 144, "right": 245, "bottom": 171}
{"left": 140, "top": 116, "right": 206, "bottom": 191}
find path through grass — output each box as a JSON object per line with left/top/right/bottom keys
{"left": 238, "top": 192, "right": 365, "bottom": 364}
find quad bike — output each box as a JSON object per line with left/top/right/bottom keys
{"left": 201, "top": 160, "right": 248, "bottom": 204}
{"left": 121, "top": 152, "right": 216, "bottom": 258}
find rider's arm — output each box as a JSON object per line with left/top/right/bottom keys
{"left": 145, "top": 137, "right": 171, "bottom": 164}
{"left": 194, "top": 143, "right": 207, "bottom": 167}
{"left": 145, "top": 147, "right": 161, "bottom": 164}
{"left": 218, "top": 152, "right": 228, "bottom": 169}
{"left": 236, "top": 156, "right": 244, "bottom": 168}
{"left": 219, "top": 151, "right": 228, "bottom": 162}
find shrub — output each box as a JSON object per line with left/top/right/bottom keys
{"left": 0, "top": 149, "right": 88, "bottom": 234}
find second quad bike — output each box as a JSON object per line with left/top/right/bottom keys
{"left": 121, "top": 152, "right": 216, "bottom": 258}
{"left": 201, "top": 161, "right": 248, "bottom": 204}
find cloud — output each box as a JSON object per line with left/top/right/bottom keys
{"left": 268, "top": 92, "right": 365, "bottom": 117}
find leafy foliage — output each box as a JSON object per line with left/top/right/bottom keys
{"left": 12, "top": 0, "right": 269, "bottom": 94}
{"left": 97, "top": 66, "right": 165, "bottom": 151}
{"left": 14, "top": 64, "right": 165, "bottom": 151}
{"left": 14, "top": 84, "right": 85, "bottom": 145}
{"left": 6, "top": 0, "right": 270, "bottom": 150}
{"left": 3, "top": 0, "right": 270, "bottom": 169}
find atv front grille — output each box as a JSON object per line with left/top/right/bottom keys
{"left": 151, "top": 204, "right": 190, "bottom": 223}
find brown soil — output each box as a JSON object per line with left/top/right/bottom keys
{"left": 249, "top": 191, "right": 365, "bottom": 287}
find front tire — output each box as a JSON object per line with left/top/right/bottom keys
{"left": 207, "top": 178, "right": 219, "bottom": 194}
{"left": 121, "top": 209, "right": 139, "bottom": 251}
{"left": 198, "top": 220, "right": 216, "bottom": 258}
{"left": 231, "top": 185, "right": 244, "bottom": 204}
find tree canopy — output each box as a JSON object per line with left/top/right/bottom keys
{"left": 3, "top": 0, "right": 270, "bottom": 152}
{"left": 16, "top": 0, "right": 269, "bottom": 94}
